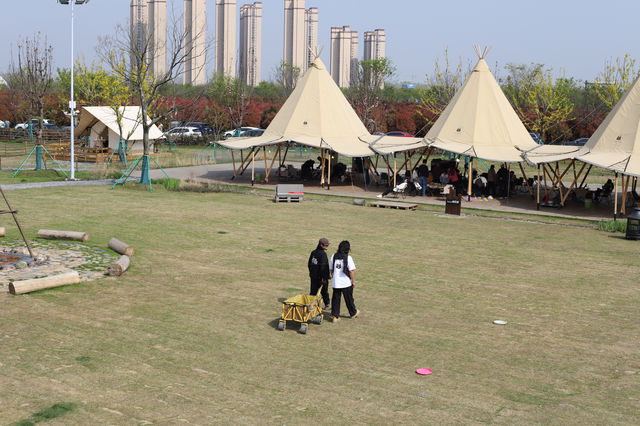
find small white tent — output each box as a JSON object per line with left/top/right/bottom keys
{"left": 75, "top": 106, "right": 163, "bottom": 153}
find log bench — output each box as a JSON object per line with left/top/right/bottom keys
{"left": 275, "top": 184, "right": 304, "bottom": 203}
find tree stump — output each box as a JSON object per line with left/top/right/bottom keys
{"left": 108, "top": 238, "right": 135, "bottom": 256}
{"left": 38, "top": 229, "right": 89, "bottom": 242}
{"left": 107, "top": 255, "right": 130, "bottom": 277}
{"left": 9, "top": 271, "right": 80, "bottom": 295}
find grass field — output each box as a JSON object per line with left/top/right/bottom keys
{"left": 0, "top": 185, "right": 638, "bottom": 424}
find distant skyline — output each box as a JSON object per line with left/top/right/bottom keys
{"left": 1, "top": 0, "right": 639, "bottom": 85}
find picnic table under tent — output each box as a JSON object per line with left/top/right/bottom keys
{"left": 217, "top": 58, "right": 424, "bottom": 188}
{"left": 522, "top": 73, "right": 640, "bottom": 217}
{"left": 419, "top": 47, "right": 540, "bottom": 200}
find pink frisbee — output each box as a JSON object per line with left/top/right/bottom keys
{"left": 415, "top": 368, "right": 432, "bottom": 375}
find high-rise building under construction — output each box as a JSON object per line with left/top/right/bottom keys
{"left": 330, "top": 26, "right": 358, "bottom": 88}
{"left": 130, "top": 1, "right": 166, "bottom": 79}
{"left": 363, "top": 29, "right": 386, "bottom": 61}
{"left": 215, "top": 0, "right": 236, "bottom": 78}
{"left": 283, "top": 0, "right": 318, "bottom": 84}
{"left": 239, "top": 2, "right": 262, "bottom": 86}
{"left": 184, "top": 0, "right": 207, "bottom": 85}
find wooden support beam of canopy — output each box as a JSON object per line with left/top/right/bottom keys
{"left": 517, "top": 162, "right": 533, "bottom": 197}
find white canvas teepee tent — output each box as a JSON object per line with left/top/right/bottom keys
{"left": 574, "top": 74, "right": 640, "bottom": 177}
{"left": 219, "top": 58, "right": 374, "bottom": 157}
{"left": 424, "top": 48, "right": 539, "bottom": 162}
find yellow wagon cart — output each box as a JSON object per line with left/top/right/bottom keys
{"left": 278, "top": 293, "right": 323, "bottom": 334}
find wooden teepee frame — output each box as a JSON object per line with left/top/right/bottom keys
{"left": 0, "top": 186, "right": 34, "bottom": 258}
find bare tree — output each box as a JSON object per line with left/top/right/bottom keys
{"left": 10, "top": 33, "right": 54, "bottom": 155}
{"left": 272, "top": 61, "right": 300, "bottom": 101}
{"left": 208, "top": 73, "right": 252, "bottom": 131}
{"left": 97, "top": 13, "right": 206, "bottom": 183}
{"left": 348, "top": 57, "right": 396, "bottom": 133}
{"left": 419, "top": 47, "right": 468, "bottom": 130}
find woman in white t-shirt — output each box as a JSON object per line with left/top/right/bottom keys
{"left": 329, "top": 240, "right": 359, "bottom": 322}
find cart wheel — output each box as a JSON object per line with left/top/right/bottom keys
{"left": 277, "top": 320, "right": 285, "bottom": 331}
{"left": 299, "top": 323, "right": 308, "bottom": 334}
{"left": 314, "top": 315, "right": 323, "bottom": 325}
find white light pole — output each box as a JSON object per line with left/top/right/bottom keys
{"left": 57, "top": 0, "right": 90, "bottom": 180}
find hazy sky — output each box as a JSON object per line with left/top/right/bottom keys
{"left": 1, "top": 0, "right": 638, "bottom": 84}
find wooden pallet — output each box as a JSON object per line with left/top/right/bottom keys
{"left": 275, "top": 195, "right": 302, "bottom": 203}
{"left": 369, "top": 201, "right": 418, "bottom": 210}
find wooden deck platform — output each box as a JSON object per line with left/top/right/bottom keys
{"left": 369, "top": 200, "right": 418, "bottom": 210}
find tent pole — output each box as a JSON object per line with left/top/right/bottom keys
{"left": 614, "top": 172, "right": 619, "bottom": 220}
{"left": 507, "top": 163, "right": 511, "bottom": 199}
{"left": 231, "top": 150, "right": 237, "bottom": 181}
{"left": 393, "top": 155, "right": 397, "bottom": 187}
{"left": 367, "top": 156, "right": 379, "bottom": 184}
{"left": 560, "top": 161, "right": 587, "bottom": 206}
{"left": 536, "top": 164, "right": 541, "bottom": 210}
{"left": 579, "top": 164, "right": 592, "bottom": 188}
{"left": 265, "top": 145, "right": 281, "bottom": 183}
{"left": 621, "top": 174, "right": 629, "bottom": 216}
{"left": 320, "top": 148, "right": 325, "bottom": 187}
{"left": 468, "top": 157, "right": 473, "bottom": 201}
{"left": 251, "top": 150, "right": 255, "bottom": 186}
{"left": 542, "top": 164, "right": 551, "bottom": 203}
{"left": 263, "top": 147, "right": 267, "bottom": 183}
{"left": 518, "top": 162, "right": 533, "bottom": 197}
{"left": 386, "top": 155, "right": 390, "bottom": 187}
{"left": 554, "top": 162, "right": 564, "bottom": 203}
{"left": 327, "top": 151, "right": 332, "bottom": 190}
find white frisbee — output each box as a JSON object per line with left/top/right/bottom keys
{"left": 493, "top": 320, "right": 507, "bottom": 325}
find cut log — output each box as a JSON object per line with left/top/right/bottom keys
{"left": 9, "top": 271, "right": 80, "bottom": 295}
{"left": 0, "top": 227, "right": 5, "bottom": 237}
{"left": 107, "top": 255, "right": 130, "bottom": 277}
{"left": 38, "top": 229, "right": 89, "bottom": 242}
{"left": 108, "top": 237, "right": 135, "bottom": 256}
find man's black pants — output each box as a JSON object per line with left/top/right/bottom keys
{"left": 310, "top": 278, "right": 330, "bottom": 307}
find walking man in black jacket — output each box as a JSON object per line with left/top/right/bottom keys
{"left": 308, "top": 238, "right": 331, "bottom": 309}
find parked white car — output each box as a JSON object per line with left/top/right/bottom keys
{"left": 15, "top": 119, "right": 53, "bottom": 129}
{"left": 164, "top": 126, "right": 202, "bottom": 140}
{"left": 223, "top": 127, "right": 259, "bottom": 139}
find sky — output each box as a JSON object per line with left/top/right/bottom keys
{"left": 1, "top": 0, "right": 639, "bottom": 85}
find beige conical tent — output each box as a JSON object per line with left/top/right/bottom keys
{"left": 424, "top": 50, "right": 539, "bottom": 162}
{"left": 575, "top": 74, "right": 640, "bottom": 177}
{"left": 218, "top": 58, "right": 373, "bottom": 157}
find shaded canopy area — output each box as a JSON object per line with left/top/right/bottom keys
{"left": 522, "top": 75, "right": 640, "bottom": 215}
{"left": 217, "top": 57, "right": 424, "bottom": 186}
{"left": 524, "top": 74, "right": 640, "bottom": 175}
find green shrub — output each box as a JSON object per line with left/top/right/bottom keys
{"left": 597, "top": 219, "right": 626, "bottom": 233}
{"left": 152, "top": 177, "right": 181, "bottom": 190}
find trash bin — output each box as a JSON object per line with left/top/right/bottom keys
{"left": 445, "top": 189, "right": 461, "bottom": 215}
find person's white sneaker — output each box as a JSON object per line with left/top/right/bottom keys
{"left": 376, "top": 194, "right": 383, "bottom": 198}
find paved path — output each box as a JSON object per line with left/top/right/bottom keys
{"left": 130, "top": 163, "right": 620, "bottom": 222}
{"left": 0, "top": 163, "right": 623, "bottom": 221}
{"left": 1, "top": 179, "right": 115, "bottom": 190}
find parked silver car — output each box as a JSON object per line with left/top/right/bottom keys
{"left": 164, "top": 126, "right": 202, "bottom": 140}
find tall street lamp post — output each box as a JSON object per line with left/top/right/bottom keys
{"left": 57, "top": 0, "right": 90, "bottom": 180}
